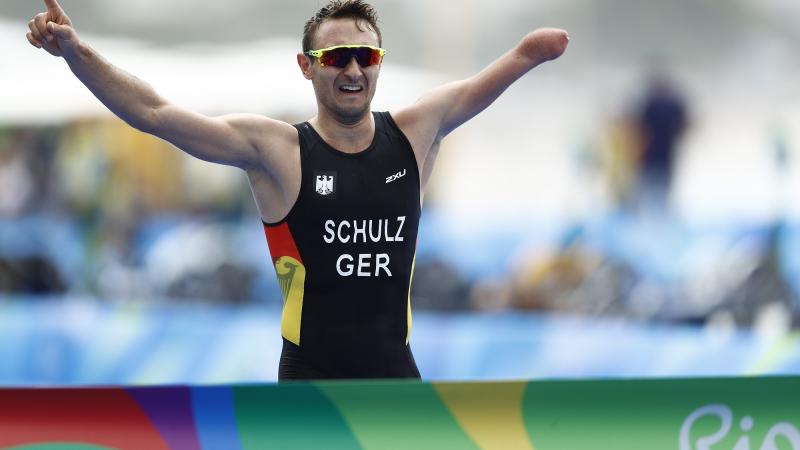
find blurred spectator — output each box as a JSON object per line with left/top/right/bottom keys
{"left": 0, "top": 257, "right": 65, "bottom": 294}
{"left": 54, "top": 119, "right": 185, "bottom": 219}
{"left": 0, "top": 129, "right": 35, "bottom": 217}
{"left": 633, "top": 64, "right": 689, "bottom": 213}
{"left": 506, "top": 226, "right": 610, "bottom": 313}
{"left": 0, "top": 128, "right": 67, "bottom": 294}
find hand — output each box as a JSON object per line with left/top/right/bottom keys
{"left": 26, "top": 0, "right": 78, "bottom": 57}
{"left": 519, "top": 28, "right": 570, "bottom": 63}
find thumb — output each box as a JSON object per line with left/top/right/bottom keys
{"left": 47, "top": 21, "right": 73, "bottom": 40}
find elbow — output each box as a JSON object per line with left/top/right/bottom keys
{"left": 131, "top": 106, "right": 163, "bottom": 135}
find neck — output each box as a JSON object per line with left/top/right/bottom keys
{"left": 310, "top": 108, "right": 375, "bottom": 153}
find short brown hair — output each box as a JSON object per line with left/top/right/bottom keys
{"left": 302, "top": 0, "right": 382, "bottom": 52}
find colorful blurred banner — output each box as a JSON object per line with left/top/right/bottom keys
{"left": 1, "top": 377, "right": 798, "bottom": 449}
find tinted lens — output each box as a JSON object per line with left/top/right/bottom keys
{"left": 320, "top": 47, "right": 382, "bottom": 68}
{"left": 354, "top": 47, "right": 382, "bottom": 66}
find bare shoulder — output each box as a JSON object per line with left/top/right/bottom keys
{"left": 389, "top": 104, "right": 418, "bottom": 133}
{"left": 390, "top": 106, "right": 432, "bottom": 162}
{"left": 392, "top": 82, "right": 453, "bottom": 129}
{"left": 223, "top": 113, "right": 300, "bottom": 171}
{"left": 390, "top": 87, "right": 453, "bottom": 155}
{"left": 224, "top": 113, "right": 298, "bottom": 148}
{"left": 391, "top": 80, "right": 467, "bottom": 141}
{"left": 391, "top": 94, "right": 443, "bottom": 142}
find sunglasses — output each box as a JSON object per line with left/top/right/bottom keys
{"left": 304, "top": 45, "right": 386, "bottom": 68}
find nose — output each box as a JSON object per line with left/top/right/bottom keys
{"left": 342, "top": 56, "right": 362, "bottom": 76}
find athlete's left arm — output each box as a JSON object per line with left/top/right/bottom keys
{"left": 393, "top": 28, "right": 568, "bottom": 171}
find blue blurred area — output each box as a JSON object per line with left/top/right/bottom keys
{"left": 4, "top": 210, "right": 800, "bottom": 324}
{"left": 1, "top": 298, "right": 798, "bottom": 385}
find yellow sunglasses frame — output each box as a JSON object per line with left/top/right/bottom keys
{"left": 304, "top": 45, "right": 387, "bottom": 67}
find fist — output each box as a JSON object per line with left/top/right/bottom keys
{"left": 519, "top": 28, "right": 569, "bottom": 63}
{"left": 26, "top": 0, "right": 77, "bottom": 57}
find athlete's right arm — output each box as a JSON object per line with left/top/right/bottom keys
{"left": 26, "top": 0, "right": 294, "bottom": 170}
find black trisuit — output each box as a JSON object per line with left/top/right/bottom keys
{"left": 262, "top": 111, "right": 421, "bottom": 380}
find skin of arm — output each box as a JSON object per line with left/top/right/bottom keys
{"left": 27, "top": 0, "right": 300, "bottom": 222}
{"left": 392, "top": 28, "right": 570, "bottom": 191}
{"left": 62, "top": 44, "right": 263, "bottom": 168}
{"left": 26, "top": 0, "right": 297, "bottom": 172}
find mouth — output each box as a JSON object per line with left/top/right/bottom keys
{"left": 338, "top": 84, "right": 364, "bottom": 94}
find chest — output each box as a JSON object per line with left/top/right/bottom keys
{"left": 303, "top": 146, "right": 419, "bottom": 216}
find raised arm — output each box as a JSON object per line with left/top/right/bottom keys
{"left": 392, "top": 28, "right": 569, "bottom": 185}
{"left": 26, "top": 0, "right": 295, "bottom": 170}
{"left": 438, "top": 28, "right": 567, "bottom": 134}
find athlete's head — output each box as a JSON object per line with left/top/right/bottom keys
{"left": 297, "top": 0, "right": 383, "bottom": 124}
{"left": 302, "top": 0, "right": 382, "bottom": 53}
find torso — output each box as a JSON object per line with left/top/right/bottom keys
{"left": 258, "top": 111, "right": 423, "bottom": 379}
{"left": 246, "top": 107, "right": 441, "bottom": 224}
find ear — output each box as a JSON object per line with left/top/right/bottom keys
{"left": 297, "top": 53, "right": 313, "bottom": 80}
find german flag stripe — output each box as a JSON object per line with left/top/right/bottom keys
{"left": 263, "top": 222, "right": 303, "bottom": 263}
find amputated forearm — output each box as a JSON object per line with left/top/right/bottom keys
{"left": 514, "top": 28, "right": 569, "bottom": 67}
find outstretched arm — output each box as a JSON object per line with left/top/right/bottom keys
{"left": 26, "top": 0, "right": 295, "bottom": 170}
{"left": 435, "top": 28, "right": 569, "bottom": 136}
{"left": 393, "top": 28, "right": 569, "bottom": 182}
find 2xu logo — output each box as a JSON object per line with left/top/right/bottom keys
{"left": 386, "top": 169, "right": 406, "bottom": 184}
{"left": 680, "top": 404, "right": 800, "bottom": 450}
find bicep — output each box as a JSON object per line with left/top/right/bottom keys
{"left": 150, "top": 105, "right": 275, "bottom": 169}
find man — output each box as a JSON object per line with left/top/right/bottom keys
{"left": 27, "top": 0, "right": 568, "bottom": 380}
{"left": 635, "top": 66, "right": 688, "bottom": 213}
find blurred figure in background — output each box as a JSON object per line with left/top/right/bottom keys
{"left": 0, "top": 130, "right": 36, "bottom": 218}
{"left": 0, "top": 127, "right": 66, "bottom": 294}
{"left": 633, "top": 63, "right": 689, "bottom": 214}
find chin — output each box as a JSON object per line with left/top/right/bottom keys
{"left": 334, "top": 104, "right": 371, "bottom": 123}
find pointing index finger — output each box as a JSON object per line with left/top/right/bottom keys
{"left": 43, "top": 0, "right": 64, "bottom": 14}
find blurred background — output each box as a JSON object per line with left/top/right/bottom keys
{"left": 1, "top": 0, "right": 799, "bottom": 385}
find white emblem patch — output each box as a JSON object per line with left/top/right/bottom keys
{"left": 316, "top": 175, "right": 335, "bottom": 195}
